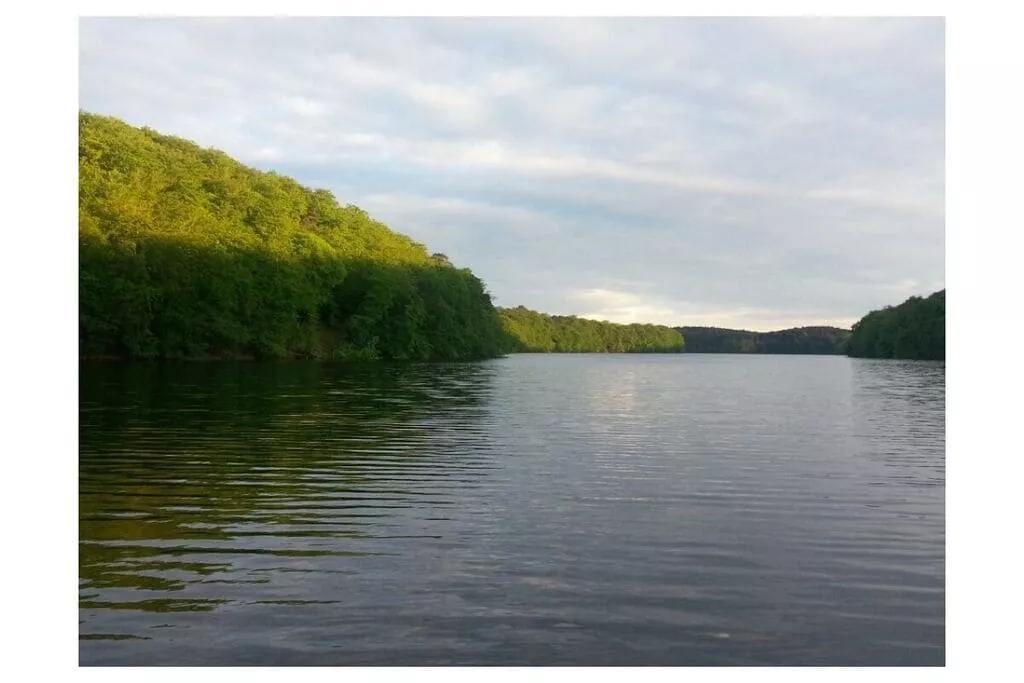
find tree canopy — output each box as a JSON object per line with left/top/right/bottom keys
{"left": 846, "top": 289, "right": 945, "bottom": 360}
{"left": 79, "top": 112, "right": 509, "bottom": 361}
{"left": 676, "top": 326, "right": 851, "bottom": 354}
{"left": 498, "top": 306, "right": 684, "bottom": 353}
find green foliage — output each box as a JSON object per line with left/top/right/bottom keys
{"left": 676, "top": 326, "right": 851, "bottom": 354}
{"left": 498, "top": 306, "right": 684, "bottom": 353}
{"left": 79, "top": 112, "right": 508, "bottom": 361}
{"left": 846, "top": 289, "right": 945, "bottom": 360}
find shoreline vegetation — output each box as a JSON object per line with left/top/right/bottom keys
{"left": 79, "top": 112, "right": 943, "bottom": 363}
{"left": 846, "top": 289, "right": 945, "bottom": 361}
{"left": 498, "top": 306, "right": 683, "bottom": 353}
{"left": 675, "top": 326, "right": 850, "bottom": 355}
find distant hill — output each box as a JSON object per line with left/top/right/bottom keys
{"left": 674, "top": 326, "right": 851, "bottom": 355}
{"left": 846, "top": 290, "right": 944, "bottom": 360}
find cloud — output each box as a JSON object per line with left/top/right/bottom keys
{"left": 78, "top": 17, "right": 944, "bottom": 330}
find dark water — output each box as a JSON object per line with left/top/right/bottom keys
{"left": 79, "top": 354, "right": 944, "bottom": 666}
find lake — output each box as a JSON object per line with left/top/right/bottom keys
{"left": 79, "top": 354, "right": 945, "bottom": 666}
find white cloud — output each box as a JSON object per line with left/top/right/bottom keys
{"left": 752, "top": 17, "right": 941, "bottom": 67}
{"left": 281, "top": 96, "right": 327, "bottom": 118}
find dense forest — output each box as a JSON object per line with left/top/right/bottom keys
{"left": 79, "top": 112, "right": 510, "bottom": 361}
{"left": 846, "top": 289, "right": 945, "bottom": 360}
{"left": 499, "top": 306, "right": 684, "bottom": 353}
{"left": 675, "top": 326, "right": 851, "bottom": 354}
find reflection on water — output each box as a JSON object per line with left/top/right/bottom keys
{"left": 81, "top": 363, "right": 500, "bottom": 654}
{"left": 80, "top": 356, "right": 944, "bottom": 666}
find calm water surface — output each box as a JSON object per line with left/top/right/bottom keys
{"left": 80, "top": 354, "right": 944, "bottom": 665}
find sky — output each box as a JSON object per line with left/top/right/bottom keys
{"left": 78, "top": 17, "right": 945, "bottom": 331}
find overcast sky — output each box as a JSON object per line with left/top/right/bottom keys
{"left": 79, "top": 17, "right": 944, "bottom": 331}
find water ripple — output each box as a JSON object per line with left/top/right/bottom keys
{"left": 80, "top": 356, "right": 943, "bottom": 665}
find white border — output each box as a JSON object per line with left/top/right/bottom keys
{"left": 10, "top": 3, "right": 1017, "bottom": 682}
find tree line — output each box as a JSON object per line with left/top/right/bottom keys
{"left": 676, "top": 326, "right": 851, "bottom": 354}
{"left": 499, "top": 306, "right": 684, "bottom": 353}
{"left": 846, "top": 289, "right": 945, "bottom": 360}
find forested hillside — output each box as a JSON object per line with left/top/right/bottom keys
{"left": 676, "top": 326, "right": 850, "bottom": 354}
{"left": 79, "top": 113, "right": 509, "bottom": 360}
{"left": 846, "top": 290, "right": 945, "bottom": 360}
{"left": 499, "top": 306, "right": 684, "bottom": 353}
